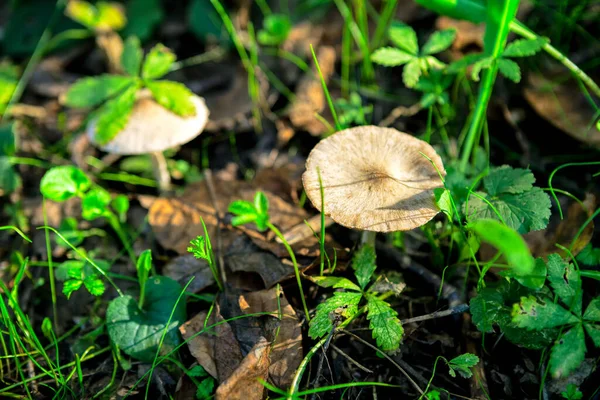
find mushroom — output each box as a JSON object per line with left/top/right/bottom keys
{"left": 87, "top": 90, "right": 209, "bottom": 191}
{"left": 302, "top": 125, "right": 445, "bottom": 245}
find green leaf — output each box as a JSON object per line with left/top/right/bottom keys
{"left": 66, "top": 0, "right": 98, "bottom": 28}
{"left": 81, "top": 187, "right": 112, "bottom": 221}
{"left": 352, "top": 244, "right": 376, "bottom": 290}
{"left": 421, "top": 28, "right": 456, "bottom": 55}
{"left": 196, "top": 377, "right": 215, "bottom": 399}
{"left": 549, "top": 324, "right": 585, "bottom": 379}
{"left": 447, "top": 353, "right": 479, "bottom": 378}
{"left": 388, "top": 22, "right": 418, "bottom": 55}
{"left": 576, "top": 245, "right": 600, "bottom": 266}
{"left": 371, "top": 47, "right": 414, "bottom": 67}
{"left": 121, "top": 36, "right": 143, "bottom": 77}
{"left": 257, "top": 14, "right": 291, "bottom": 46}
{"left": 145, "top": 80, "right": 197, "bottom": 117}
{"left": 467, "top": 187, "right": 551, "bottom": 234}
{"left": 64, "top": 75, "right": 133, "bottom": 108}
{"left": 469, "top": 219, "right": 541, "bottom": 288}
{"left": 231, "top": 214, "right": 257, "bottom": 227}
{"left": 142, "top": 44, "right": 176, "bottom": 80}
{"left": 111, "top": 194, "right": 130, "bottom": 222}
{"left": 40, "top": 166, "right": 91, "bottom": 202}
{"left": 106, "top": 275, "right": 186, "bottom": 362}
{"left": 93, "top": 84, "right": 138, "bottom": 145}
{"left": 503, "top": 37, "right": 548, "bottom": 58}
{"left": 512, "top": 296, "right": 579, "bottom": 330}
{"left": 584, "top": 323, "right": 600, "bottom": 347}
{"left": 56, "top": 260, "right": 84, "bottom": 281}
{"left": 483, "top": 166, "right": 534, "bottom": 195}
{"left": 228, "top": 200, "right": 255, "bottom": 216}
{"left": 483, "top": 0, "right": 519, "bottom": 57}
{"left": 366, "top": 295, "right": 403, "bottom": 351}
{"left": 497, "top": 58, "right": 521, "bottom": 83}
{"left": 561, "top": 383, "right": 584, "bottom": 400}
{"left": 403, "top": 59, "right": 422, "bottom": 88}
{"left": 41, "top": 318, "right": 53, "bottom": 341}
{"left": 470, "top": 56, "right": 494, "bottom": 81}
{"left": 254, "top": 191, "right": 269, "bottom": 220}
{"left": 63, "top": 279, "right": 83, "bottom": 299}
{"left": 95, "top": 2, "right": 127, "bottom": 30}
{"left": 0, "top": 123, "right": 17, "bottom": 157}
{"left": 583, "top": 298, "right": 600, "bottom": 322}
{"left": 308, "top": 291, "right": 362, "bottom": 339}
{"left": 547, "top": 254, "right": 582, "bottom": 315}
{"left": 136, "top": 249, "right": 153, "bottom": 293}
{"left": 312, "top": 276, "right": 361, "bottom": 292}
{"left": 188, "top": 236, "right": 209, "bottom": 261}
{"left": 83, "top": 275, "right": 105, "bottom": 296}
{"left": 470, "top": 288, "right": 503, "bottom": 332}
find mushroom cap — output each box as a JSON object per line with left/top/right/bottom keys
{"left": 87, "top": 93, "right": 209, "bottom": 155}
{"left": 302, "top": 125, "right": 446, "bottom": 232}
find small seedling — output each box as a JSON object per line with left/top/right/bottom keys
{"left": 371, "top": 21, "right": 456, "bottom": 88}
{"left": 55, "top": 259, "right": 111, "bottom": 298}
{"left": 188, "top": 218, "right": 223, "bottom": 291}
{"left": 186, "top": 365, "right": 216, "bottom": 400}
{"left": 309, "top": 245, "right": 404, "bottom": 352}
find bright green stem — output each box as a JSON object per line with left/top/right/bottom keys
{"left": 310, "top": 44, "right": 341, "bottom": 131}
{"left": 267, "top": 222, "right": 311, "bottom": 323}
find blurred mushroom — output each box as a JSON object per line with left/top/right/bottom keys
{"left": 87, "top": 90, "right": 209, "bottom": 191}
{"left": 302, "top": 125, "right": 445, "bottom": 244}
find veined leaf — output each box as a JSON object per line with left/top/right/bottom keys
{"left": 64, "top": 75, "right": 133, "bottom": 108}
{"left": 371, "top": 47, "right": 414, "bottom": 67}
{"left": 447, "top": 353, "right": 479, "bottom": 378}
{"left": 498, "top": 58, "right": 521, "bottom": 83}
{"left": 40, "top": 166, "right": 91, "bottom": 202}
{"left": 503, "top": 37, "right": 548, "bottom": 58}
{"left": 93, "top": 84, "right": 138, "bottom": 145}
{"left": 547, "top": 254, "right": 582, "bottom": 315}
{"left": 512, "top": 296, "right": 579, "bottom": 330}
{"left": 121, "top": 36, "right": 143, "bottom": 76}
{"left": 483, "top": 166, "right": 534, "bottom": 195}
{"left": 311, "top": 276, "right": 361, "bottom": 292}
{"left": 308, "top": 291, "right": 362, "bottom": 339}
{"left": 142, "top": 44, "right": 176, "bottom": 80}
{"left": 388, "top": 22, "right": 418, "bottom": 55}
{"left": 146, "top": 80, "right": 196, "bottom": 116}
{"left": 421, "top": 28, "right": 456, "bottom": 55}
{"left": 403, "top": 59, "right": 422, "bottom": 88}
{"left": 583, "top": 298, "right": 600, "bottom": 322}
{"left": 549, "top": 324, "right": 586, "bottom": 379}
{"left": 366, "top": 295, "right": 403, "bottom": 351}
{"left": 352, "top": 244, "right": 376, "bottom": 290}
{"left": 470, "top": 288, "right": 503, "bottom": 332}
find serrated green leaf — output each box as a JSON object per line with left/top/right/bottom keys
{"left": 106, "top": 275, "right": 186, "bottom": 362}
{"left": 308, "top": 291, "right": 362, "bottom": 339}
{"left": 94, "top": 84, "right": 138, "bottom": 145}
{"left": 121, "top": 36, "right": 143, "bottom": 76}
{"left": 366, "top": 295, "right": 403, "bottom": 351}
{"left": 576, "top": 245, "right": 600, "bottom": 266}
{"left": 371, "top": 47, "right": 414, "bottom": 67}
{"left": 40, "top": 166, "right": 91, "bottom": 202}
{"left": 56, "top": 260, "right": 83, "bottom": 281}
{"left": 467, "top": 187, "right": 551, "bottom": 234}
{"left": 584, "top": 323, "right": 600, "bottom": 347}
{"left": 483, "top": 166, "right": 534, "bottom": 195}
{"left": 146, "top": 80, "right": 197, "bottom": 117}
{"left": 312, "top": 276, "right": 361, "bottom": 291}
{"left": 583, "top": 298, "right": 600, "bottom": 322}
{"left": 403, "top": 59, "right": 422, "bottom": 88}
{"left": 422, "top": 28, "right": 456, "bottom": 55}
{"left": 470, "top": 288, "right": 503, "bottom": 332}
{"left": 188, "top": 236, "right": 209, "bottom": 260}
{"left": 447, "top": 353, "right": 479, "bottom": 378}
{"left": 388, "top": 22, "right": 418, "bottom": 54}
{"left": 498, "top": 309, "right": 557, "bottom": 349}
{"left": 83, "top": 275, "right": 105, "bottom": 296}
{"left": 64, "top": 75, "right": 133, "bottom": 108}
{"left": 471, "top": 56, "right": 494, "bottom": 81}
{"left": 547, "top": 254, "right": 582, "bottom": 315}
{"left": 498, "top": 58, "right": 521, "bottom": 83}
{"left": 512, "top": 296, "right": 579, "bottom": 330}
{"left": 549, "top": 324, "right": 585, "bottom": 379}
{"left": 503, "top": 37, "right": 547, "bottom": 58}
{"left": 562, "top": 383, "right": 584, "bottom": 400}
{"left": 196, "top": 377, "right": 215, "bottom": 399}
{"left": 352, "top": 244, "right": 376, "bottom": 290}
{"left": 187, "top": 365, "right": 208, "bottom": 378}
{"left": 142, "top": 44, "right": 176, "bottom": 80}
{"left": 63, "top": 279, "right": 83, "bottom": 299}
{"left": 81, "top": 187, "right": 112, "bottom": 221}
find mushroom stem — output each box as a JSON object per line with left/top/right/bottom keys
{"left": 361, "top": 231, "right": 377, "bottom": 248}
{"left": 95, "top": 30, "right": 124, "bottom": 74}
{"left": 150, "top": 151, "right": 171, "bottom": 192}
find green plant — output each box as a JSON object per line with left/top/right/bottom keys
{"left": 40, "top": 165, "right": 135, "bottom": 263}
{"left": 228, "top": 191, "right": 311, "bottom": 322}
{"left": 0, "top": 61, "right": 19, "bottom": 116}
{"left": 55, "top": 259, "right": 111, "bottom": 298}
{"left": 188, "top": 219, "right": 223, "bottom": 291}
{"left": 257, "top": 14, "right": 291, "bottom": 46}
{"left": 309, "top": 245, "right": 404, "bottom": 352}
{"left": 186, "top": 365, "right": 216, "bottom": 400}
{"left": 334, "top": 92, "right": 372, "bottom": 128}
{"left": 65, "top": 0, "right": 126, "bottom": 31}
{"left": 371, "top": 21, "right": 456, "bottom": 88}
{"left": 561, "top": 384, "right": 583, "bottom": 400}
{"left": 421, "top": 353, "right": 480, "bottom": 399}
{"left": 63, "top": 39, "right": 197, "bottom": 144}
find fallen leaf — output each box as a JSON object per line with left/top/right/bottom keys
{"left": 215, "top": 337, "right": 270, "bottom": 400}
{"left": 524, "top": 72, "right": 600, "bottom": 148}
{"left": 163, "top": 254, "right": 216, "bottom": 293}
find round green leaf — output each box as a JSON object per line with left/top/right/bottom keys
{"left": 106, "top": 276, "right": 186, "bottom": 362}
{"left": 40, "top": 166, "right": 91, "bottom": 202}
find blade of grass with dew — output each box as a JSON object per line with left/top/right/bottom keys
{"left": 459, "top": 0, "right": 519, "bottom": 172}
{"left": 310, "top": 44, "right": 341, "bottom": 131}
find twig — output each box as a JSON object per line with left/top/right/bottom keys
{"left": 310, "top": 323, "right": 337, "bottom": 400}
{"left": 203, "top": 170, "right": 227, "bottom": 286}
{"left": 401, "top": 304, "right": 469, "bottom": 325}
{"left": 331, "top": 344, "right": 374, "bottom": 374}
{"left": 338, "top": 329, "right": 425, "bottom": 396}
{"left": 379, "top": 103, "right": 422, "bottom": 127}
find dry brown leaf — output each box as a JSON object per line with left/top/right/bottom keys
{"left": 215, "top": 337, "right": 270, "bottom": 400}
{"left": 238, "top": 288, "right": 302, "bottom": 388}
{"left": 163, "top": 255, "right": 216, "bottom": 293}
{"left": 288, "top": 46, "right": 337, "bottom": 136}
{"left": 524, "top": 72, "right": 600, "bottom": 148}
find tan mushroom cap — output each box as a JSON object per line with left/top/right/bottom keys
{"left": 302, "top": 125, "right": 446, "bottom": 232}
{"left": 87, "top": 91, "right": 209, "bottom": 155}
